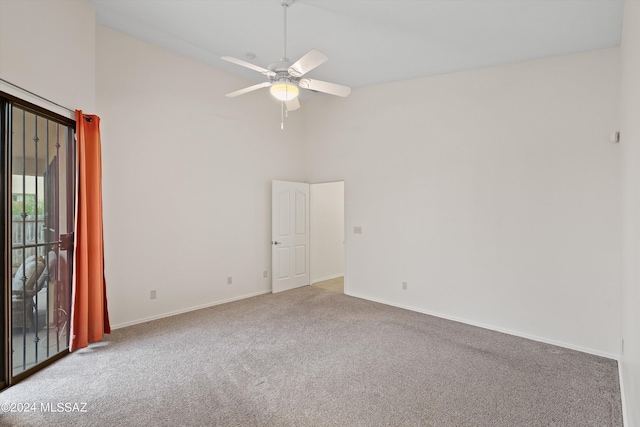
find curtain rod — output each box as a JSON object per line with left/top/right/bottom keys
{"left": 0, "top": 77, "right": 75, "bottom": 114}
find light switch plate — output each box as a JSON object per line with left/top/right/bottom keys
{"left": 354, "top": 226, "right": 362, "bottom": 234}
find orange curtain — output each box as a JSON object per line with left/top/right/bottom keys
{"left": 70, "top": 110, "right": 111, "bottom": 351}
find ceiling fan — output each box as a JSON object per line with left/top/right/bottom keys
{"left": 221, "top": 0, "right": 350, "bottom": 123}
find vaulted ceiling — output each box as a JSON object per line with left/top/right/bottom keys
{"left": 91, "top": 0, "right": 624, "bottom": 89}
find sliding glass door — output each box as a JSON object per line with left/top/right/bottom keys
{"left": 1, "top": 93, "right": 75, "bottom": 384}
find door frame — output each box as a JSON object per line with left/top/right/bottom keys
{"left": 0, "top": 92, "right": 75, "bottom": 389}
{"left": 1, "top": 94, "right": 9, "bottom": 389}
{"left": 270, "top": 179, "right": 347, "bottom": 294}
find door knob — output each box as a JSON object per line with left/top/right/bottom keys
{"left": 272, "top": 241, "right": 282, "bottom": 245}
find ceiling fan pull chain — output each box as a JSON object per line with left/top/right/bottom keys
{"left": 281, "top": 101, "right": 285, "bottom": 130}
{"left": 285, "top": 84, "right": 289, "bottom": 117}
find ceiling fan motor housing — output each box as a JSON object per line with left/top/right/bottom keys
{"left": 268, "top": 60, "right": 300, "bottom": 85}
{"left": 268, "top": 59, "right": 293, "bottom": 73}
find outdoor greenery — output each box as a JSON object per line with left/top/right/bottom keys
{"left": 12, "top": 194, "right": 44, "bottom": 216}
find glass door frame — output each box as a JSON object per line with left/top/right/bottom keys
{"left": 0, "top": 91, "right": 75, "bottom": 388}
{"left": 1, "top": 94, "right": 9, "bottom": 390}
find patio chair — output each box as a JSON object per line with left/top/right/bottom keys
{"left": 11, "top": 251, "right": 57, "bottom": 331}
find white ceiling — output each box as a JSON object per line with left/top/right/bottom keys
{"left": 91, "top": 0, "right": 624, "bottom": 90}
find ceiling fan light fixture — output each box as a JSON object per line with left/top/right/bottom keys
{"left": 270, "top": 82, "right": 299, "bottom": 101}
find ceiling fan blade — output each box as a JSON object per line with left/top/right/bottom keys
{"left": 285, "top": 97, "right": 300, "bottom": 111}
{"left": 225, "top": 82, "right": 272, "bottom": 98}
{"left": 299, "top": 79, "right": 351, "bottom": 97}
{"left": 221, "top": 56, "right": 276, "bottom": 77}
{"left": 288, "top": 49, "right": 328, "bottom": 77}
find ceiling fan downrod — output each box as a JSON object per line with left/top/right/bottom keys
{"left": 282, "top": 0, "right": 293, "bottom": 61}
{"left": 281, "top": 0, "right": 294, "bottom": 129}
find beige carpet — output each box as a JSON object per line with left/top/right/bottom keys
{"left": 311, "top": 276, "right": 344, "bottom": 293}
{"left": 0, "top": 286, "right": 622, "bottom": 426}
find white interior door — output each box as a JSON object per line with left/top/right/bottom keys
{"left": 272, "top": 180, "right": 310, "bottom": 293}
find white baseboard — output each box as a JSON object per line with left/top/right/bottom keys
{"left": 311, "top": 274, "right": 344, "bottom": 284}
{"left": 110, "top": 289, "right": 271, "bottom": 330}
{"left": 344, "top": 291, "right": 618, "bottom": 360}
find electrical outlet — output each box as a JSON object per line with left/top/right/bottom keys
{"left": 227, "top": 276, "right": 233, "bottom": 285}
{"left": 402, "top": 282, "right": 407, "bottom": 290}
{"left": 263, "top": 270, "right": 268, "bottom": 278}
{"left": 354, "top": 226, "right": 362, "bottom": 234}
{"left": 150, "top": 290, "right": 157, "bottom": 300}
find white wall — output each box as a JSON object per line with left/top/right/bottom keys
{"left": 310, "top": 182, "right": 344, "bottom": 283}
{"left": 620, "top": 1, "right": 640, "bottom": 425}
{"left": 304, "top": 48, "right": 622, "bottom": 357}
{"left": 0, "top": 0, "right": 96, "bottom": 115}
{"left": 96, "top": 26, "right": 306, "bottom": 327}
